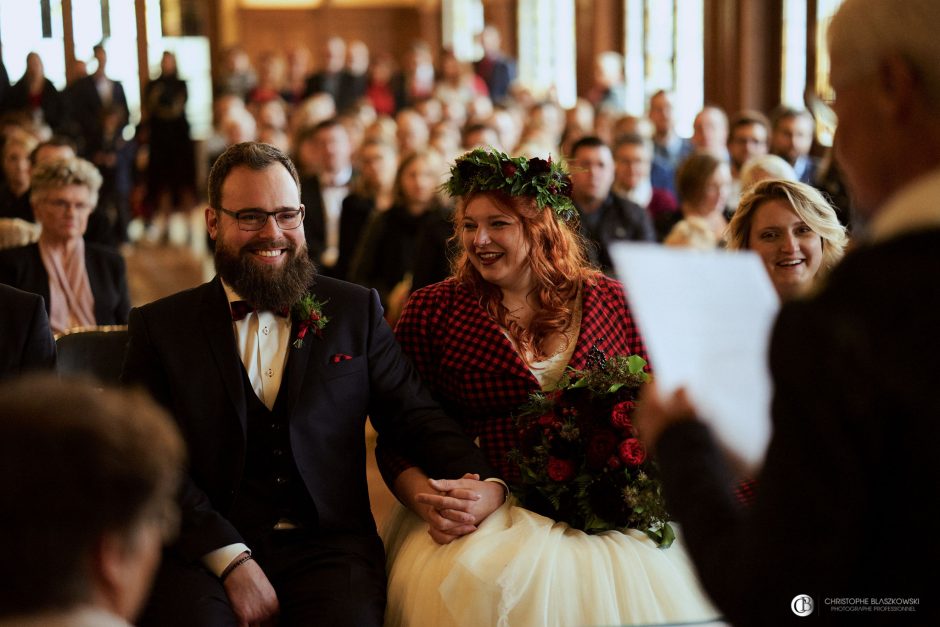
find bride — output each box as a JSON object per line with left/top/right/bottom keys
{"left": 376, "top": 148, "right": 719, "bottom": 626}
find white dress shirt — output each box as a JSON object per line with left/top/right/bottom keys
{"left": 203, "top": 280, "right": 293, "bottom": 576}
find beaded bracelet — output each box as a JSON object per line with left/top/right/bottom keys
{"left": 220, "top": 553, "right": 253, "bottom": 583}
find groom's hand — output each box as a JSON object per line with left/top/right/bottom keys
{"left": 223, "top": 557, "right": 280, "bottom": 627}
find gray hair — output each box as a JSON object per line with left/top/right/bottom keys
{"left": 829, "top": 0, "right": 940, "bottom": 109}
{"left": 739, "top": 154, "right": 797, "bottom": 191}
{"left": 29, "top": 157, "right": 102, "bottom": 207}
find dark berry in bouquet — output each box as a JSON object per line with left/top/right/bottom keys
{"left": 509, "top": 348, "right": 675, "bottom": 547}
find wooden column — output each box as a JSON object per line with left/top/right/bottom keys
{"left": 575, "top": 0, "right": 623, "bottom": 101}
{"left": 704, "top": 0, "right": 782, "bottom": 116}
{"left": 482, "top": 0, "right": 517, "bottom": 58}
{"left": 62, "top": 0, "right": 77, "bottom": 84}
{"left": 136, "top": 0, "right": 149, "bottom": 115}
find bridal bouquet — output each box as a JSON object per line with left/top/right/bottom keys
{"left": 508, "top": 349, "right": 675, "bottom": 547}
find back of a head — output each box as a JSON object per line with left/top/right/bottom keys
{"left": 739, "top": 154, "right": 797, "bottom": 190}
{"left": 829, "top": 0, "right": 940, "bottom": 111}
{"left": 0, "top": 375, "right": 184, "bottom": 618}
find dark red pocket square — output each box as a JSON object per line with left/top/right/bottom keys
{"left": 330, "top": 353, "right": 353, "bottom": 364}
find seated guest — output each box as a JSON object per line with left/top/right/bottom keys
{"left": 691, "top": 105, "right": 730, "bottom": 158}
{"left": 0, "top": 158, "right": 130, "bottom": 334}
{"left": 662, "top": 153, "right": 732, "bottom": 244}
{"left": 738, "top": 153, "right": 798, "bottom": 192}
{"left": 349, "top": 150, "right": 446, "bottom": 323}
{"left": 612, "top": 132, "right": 679, "bottom": 235}
{"left": 0, "top": 283, "right": 55, "bottom": 379}
{"left": 0, "top": 127, "right": 38, "bottom": 222}
{"left": 348, "top": 137, "right": 398, "bottom": 214}
{"left": 648, "top": 90, "right": 693, "bottom": 196}
{"left": 378, "top": 148, "right": 717, "bottom": 626}
{"left": 726, "top": 110, "right": 770, "bottom": 211}
{"left": 769, "top": 105, "right": 819, "bottom": 184}
{"left": 569, "top": 136, "right": 655, "bottom": 274}
{"left": 733, "top": 154, "right": 799, "bottom": 225}
{"left": 662, "top": 215, "right": 719, "bottom": 250}
{"left": 0, "top": 374, "right": 184, "bottom": 627}
{"left": 727, "top": 179, "right": 848, "bottom": 300}
{"left": 31, "top": 135, "right": 112, "bottom": 247}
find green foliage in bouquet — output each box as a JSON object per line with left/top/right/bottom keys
{"left": 508, "top": 349, "right": 675, "bottom": 548}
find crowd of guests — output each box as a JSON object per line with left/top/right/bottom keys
{"left": 4, "top": 0, "right": 937, "bottom": 623}
{"left": 189, "top": 30, "right": 854, "bottom": 323}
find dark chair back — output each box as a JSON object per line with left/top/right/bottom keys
{"left": 54, "top": 325, "right": 129, "bottom": 385}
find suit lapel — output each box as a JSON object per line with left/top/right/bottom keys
{"left": 199, "top": 277, "right": 248, "bottom": 433}
{"left": 286, "top": 280, "right": 323, "bottom": 415}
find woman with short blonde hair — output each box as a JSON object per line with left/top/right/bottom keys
{"left": 727, "top": 178, "right": 848, "bottom": 298}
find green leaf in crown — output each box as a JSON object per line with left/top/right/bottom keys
{"left": 444, "top": 148, "right": 577, "bottom": 222}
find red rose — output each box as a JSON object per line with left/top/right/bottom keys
{"left": 586, "top": 430, "right": 619, "bottom": 469}
{"left": 607, "top": 455, "right": 622, "bottom": 470}
{"left": 547, "top": 457, "right": 575, "bottom": 482}
{"left": 502, "top": 163, "right": 518, "bottom": 178}
{"left": 611, "top": 400, "right": 636, "bottom": 432}
{"left": 618, "top": 438, "right": 646, "bottom": 466}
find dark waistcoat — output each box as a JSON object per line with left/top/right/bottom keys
{"left": 227, "top": 360, "right": 318, "bottom": 542}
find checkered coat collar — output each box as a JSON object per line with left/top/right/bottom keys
{"left": 436, "top": 275, "right": 645, "bottom": 382}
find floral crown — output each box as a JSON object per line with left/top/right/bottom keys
{"left": 444, "top": 148, "right": 576, "bottom": 221}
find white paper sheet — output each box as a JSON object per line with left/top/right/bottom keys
{"left": 609, "top": 243, "right": 779, "bottom": 473}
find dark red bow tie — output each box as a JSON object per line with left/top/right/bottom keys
{"left": 230, "top": 300, "right": 289, "bottom": 321}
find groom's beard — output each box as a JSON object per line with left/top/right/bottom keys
{"left": 214, "top": 232, "right": 316, "bottom": 311}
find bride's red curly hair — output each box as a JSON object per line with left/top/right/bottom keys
{"left": 451, "top": 190, "right": 600, "bottom": 363}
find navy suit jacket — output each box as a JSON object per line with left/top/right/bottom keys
{"left": 0, "top": 242, "right": 129, "bottom": 326}
{"left": 0, "top": 283, "right": 55, "bottom": 379}
{"left": 121, "top": 275, "right": 495, "bottom": 562}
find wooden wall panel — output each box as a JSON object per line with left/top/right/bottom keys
{"left": 575, "top": 0, "right": 623, "bottom": 100}
{"left": 704, "top": 0, "right": 782, "bottom": 117}
{"left": 482, "top": 0, "right": 517, "bottom": 57}
{"left": 234, "top": 6, "right": 440, "bottom": 70}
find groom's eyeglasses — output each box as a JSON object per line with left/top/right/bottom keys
{"left": 219, "top": 207, "right": 305, "bottom": 231}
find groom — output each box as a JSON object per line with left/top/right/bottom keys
{"left": 122, "top": 142, "right": 505, "bottom": 626}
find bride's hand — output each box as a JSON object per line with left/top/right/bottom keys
{"left": 418, "top": 473, "right": 506, "bottom": 527}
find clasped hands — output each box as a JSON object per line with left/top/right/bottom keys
{"left": 396, "top": 467, "right": 506, "bottom": 545}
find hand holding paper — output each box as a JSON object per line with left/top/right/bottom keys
{"left": 610, "top": 243, "right": 779, "bottom": 474}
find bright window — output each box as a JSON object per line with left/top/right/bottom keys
{"left": 0, "top": 0, "right": 66, "bottom": 89}
{"left": 781, "top": 0, "right": 808, "bottom": 107}
{"left": 517, "top": 0, "right": 577, "bottom": 108}
{"left": 72, "top": 0, "right": 143, "bottom": 130}
{"left": 624, "top": 0, "right": 703, "bottom": 136}
{"left": 442, "top": 0, "right": 484, "bottom": 62}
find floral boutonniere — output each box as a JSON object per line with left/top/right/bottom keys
{"left": 291, "top": 293, "right": 329, "bottom": 348}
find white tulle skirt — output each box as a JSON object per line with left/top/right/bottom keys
{"left": 381, "top": 498, "right": 721, "bottom": 627}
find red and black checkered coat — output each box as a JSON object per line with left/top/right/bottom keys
{"left": 377, "top": 274, "right": 649, "bottom": 484}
